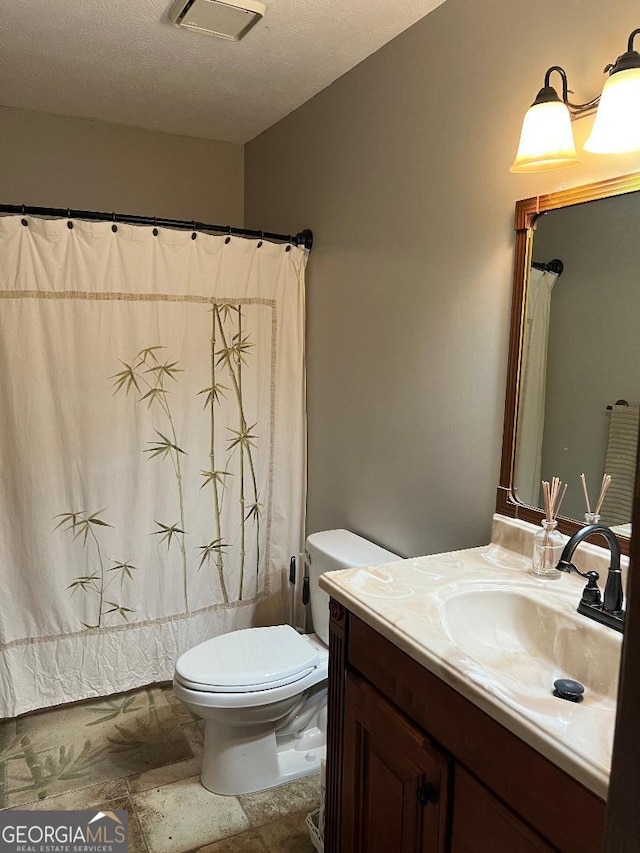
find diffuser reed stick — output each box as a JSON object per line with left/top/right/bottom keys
{"left": 595, "top": 474, "right": 612, "bottom": 516}
{"left": 581, "top": 473, "right": 592, "bottom": 515}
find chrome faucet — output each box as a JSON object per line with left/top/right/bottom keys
{"left": 556, "top": 524, "right": 624, "bottom": 633}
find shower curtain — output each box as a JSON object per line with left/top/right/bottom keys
{"left": 513, "top": 266, "right": 559, "bottom": 507}
{"left": 0, "top": 216, "right": 307, "bottom": 718}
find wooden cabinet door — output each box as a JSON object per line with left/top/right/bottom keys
{"left": 342, "top": 672, "right": 449, "bottom": 853}
{"left": 451, "top": 767, "right": 553, "bottom": 853}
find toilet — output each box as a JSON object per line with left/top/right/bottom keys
{"left": 173, "top": 529, "right": 399, "bottom": 795}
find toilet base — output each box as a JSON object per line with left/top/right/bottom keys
{"left": 201, "top": 720, "right": 326, "bottom": 796}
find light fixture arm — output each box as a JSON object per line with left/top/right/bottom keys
{"left": 627, "top": 27, "right": 640, "bottom": 52}
{"left": 565, "top": 92, "right": 601, "bottom": 117}
{"left": 543, "top": 66, "right": 569, "bottom": 102}
{"left": 535, "top": 66, "right": 600, "bottom": 118}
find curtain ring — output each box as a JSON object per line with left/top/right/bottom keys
{"left": 257, "top": 230, "right": 264, "bottom": 248}
{"left": 153, "top": 217, "right": 158, "bottom": 237}
{"left": 191, "top": 221, "right": 197, "bottom": 240}
{"left": 225, "top": 225, "right": 231, "bottom": 245}
{"left": 21, "top": 204, "right": 28, "bottom": 227}
{"left": 67, "top": 209, "right": 73, "bottom": 230}
{"left": 111, "top": 212, "right": 118, "bottom": 233}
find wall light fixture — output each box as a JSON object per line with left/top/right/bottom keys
{"left": 511, "top": 28, "right": 640, "bottom": 173}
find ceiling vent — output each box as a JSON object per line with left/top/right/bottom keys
{"left": 168, "top": 0, "right": 266, "bottom": 41}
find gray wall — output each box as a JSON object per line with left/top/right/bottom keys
{"left": 245, "top": 0, "right": 640, "bottom": 558}
{"left": 0, "top": 105, "right": 244, "bottom": 224}
{"left": 535, "top": 195, "right": 640, "bottom": 522}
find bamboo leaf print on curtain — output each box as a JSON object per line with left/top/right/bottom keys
{"left": 212, "top": 303, "right": 261, "bottom": 601}
{"left": 197, "top": 305, "right": 231, "bottom": 603}
{"left": 55, "top": 510, "right": 137, "bottom": 629}
{"left": 111, "top": 346, "right": 190, "bottom": 611}
{"left": 0, "top": 218, "right": 307, "bottom": 717}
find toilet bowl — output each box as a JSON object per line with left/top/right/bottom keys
{"left": 173, "top": 529, "right": 399, "bottom": 795}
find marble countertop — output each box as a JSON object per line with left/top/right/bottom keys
{"left": 320, "top": 515, "right": 623, "bottom": 800}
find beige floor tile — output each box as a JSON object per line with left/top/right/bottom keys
{"left": 239, "top": 773, "right": 320, "bottom": 827}
{"left": 128, "top": 722, "right": 203, "bottom": 793}
{"left": 195, "top": 830, "right": 268, "bottom": 852}
{"left": 132, "top": 775, "right": 250, "bottom": 853}
{"left": 258, "top": 813, "right": 316, "bottom": 853}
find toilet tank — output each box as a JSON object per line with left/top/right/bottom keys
{"left": 305, "top": 529, "right": 400, "bottom": 646}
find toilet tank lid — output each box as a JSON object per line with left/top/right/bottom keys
{"left": 175, "top": 625, "right": 320, "bottom": 689}
{"left": 306, "top": 529, "right": 399, "bottom": 568}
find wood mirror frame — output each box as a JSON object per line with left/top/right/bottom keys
{"left": 496, "top": 171, "right": 640, "bottom": 558}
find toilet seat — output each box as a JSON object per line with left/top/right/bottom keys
{"left": 175, "top": 624, "right": 321, "bottom": 693}
{"left": 173, "top": 662, "right": 328, "bottom": 709}
{"left": 173, "top": 631, "right": 328, "bottom": 710}
{"left": 177, "top": 666, "right": 317, "bottom": 693}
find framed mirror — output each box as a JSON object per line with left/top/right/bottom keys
{"left": 497, "top": 172, "right": 640, "bottom": 557}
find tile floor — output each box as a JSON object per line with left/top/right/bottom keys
{"left": 0, "top": 685, "right": 320, "bottom": 852}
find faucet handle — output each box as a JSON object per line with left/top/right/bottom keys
{"left": 580, "top": 571, "right": 602, "bottom": 607}
{"left": 557, "top": 560, "right": 597, "bottom": 581}
{"left": 556, "top": 561, "right": 602, "bottom": 606}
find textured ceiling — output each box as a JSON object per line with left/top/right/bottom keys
{"left": 0, "top": 0, "right": 447, "bottom": 143}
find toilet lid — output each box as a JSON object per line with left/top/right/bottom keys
{"left": 175, "top": 625, "right": 320, "bottom": 691}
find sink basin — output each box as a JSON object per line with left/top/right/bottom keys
{"left": 441, "top": 588, "right": 621, "bottom": 702}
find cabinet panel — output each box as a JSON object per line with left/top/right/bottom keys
{"left": 342, "top": 672, "right": 450, "bottom": 853}
{"left": 362, "top": 750, "right": 405, "bottom": 852}
{"left": 451, "top": 767, "right": 553, "bottom": 853}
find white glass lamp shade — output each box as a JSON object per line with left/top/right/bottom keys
{"left": 510, "top": 100, "right": 579, "bottom": 173}
{"left": 584, "top": 67, "right": 640, "bottom": 153}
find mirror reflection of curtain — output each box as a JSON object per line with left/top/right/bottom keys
{"left": 514, "top": 267, "right": 560, "bottom": 506}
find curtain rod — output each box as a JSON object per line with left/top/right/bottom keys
{"left": 0, "top": 204, "right": 314, "bottom": 251}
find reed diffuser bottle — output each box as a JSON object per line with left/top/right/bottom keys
{"left": 532, "top": 477, "right": 567, "bottom": 580}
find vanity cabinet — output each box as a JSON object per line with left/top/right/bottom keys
{"left": 326, "top": 600, "right": 606, "bottom": 853}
